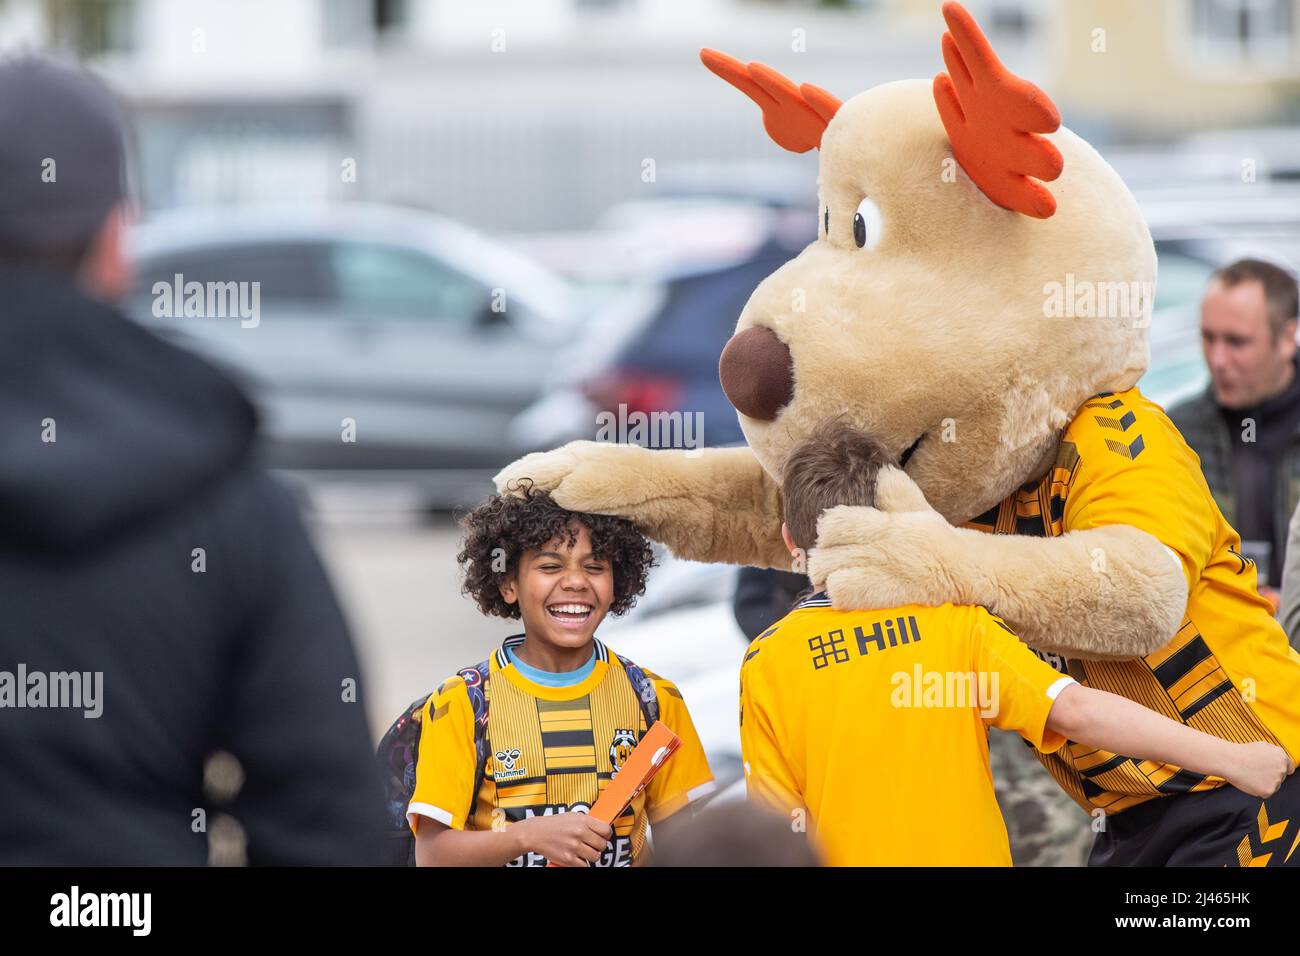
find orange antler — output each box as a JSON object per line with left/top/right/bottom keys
{"left": 932, "top": 1, "right": 1063, "bottom": 219}
{"left": 701, "top": 48, "right": 841, "bottom": 153}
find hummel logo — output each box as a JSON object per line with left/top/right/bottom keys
{"left": 1104, "top": 434, "right": 1144, "bottom": 460}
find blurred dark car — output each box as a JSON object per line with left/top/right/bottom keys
{"left": 510, "top": 205, "right": 814, "bottom": 451}
{"left": 126, "top": 203, "right": 597, "bottom": 508}
{"left": 580, "top": 237, "right": 806, "bottom": 448}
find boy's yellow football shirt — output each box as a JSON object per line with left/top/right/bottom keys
{"left": 740, "top": 596, "right": 1073, "bottom": 866}
{"left": 963, "top": 387, "right": 1300, "bottom": 813}
{"left": 408, "top": 636, "right": 715, "bottom": 867}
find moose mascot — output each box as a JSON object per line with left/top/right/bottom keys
{"left": 498, "top": 2, "right": 1300, "bottom": 866}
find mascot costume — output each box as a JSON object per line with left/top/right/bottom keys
{"left": 497, "top": 2, "right": 1300, "bottom": 866}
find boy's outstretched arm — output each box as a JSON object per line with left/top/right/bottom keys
{"left": 494, "top": 442, "right": 790, "bottom": 568}
{"left": 1047, "top": 683, "right": 1296, "bottom": 798}
{"left": 415, "top": 814, "right": 612, "bottom": 867}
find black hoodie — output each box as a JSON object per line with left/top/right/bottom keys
{"left": 0, "top": 269, "right": 382, "bottom": 864}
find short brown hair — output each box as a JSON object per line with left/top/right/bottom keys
{"left": 1212, "top": 258, "right": 1299, "bottom": 340}
{"left": 781, "top": 421, "right": 892, "bottom": 552}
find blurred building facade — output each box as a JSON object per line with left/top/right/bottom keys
{"left": 0, "top": 0, "right": 1296, "bottom": 230}
{"left": 1052, "top": 0, "right": 1300, "bottom": 135}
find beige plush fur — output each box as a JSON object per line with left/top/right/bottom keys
{"left": 808, "top": 468, "right": 1189, "bottom": 660}
{"left": 495, "top": 71, "right": 1182, "bottom": 659}
{"left": 499, "top": 442, "right": 789, "bottom": 568}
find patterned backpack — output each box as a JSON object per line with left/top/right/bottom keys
{"left": 375, "top": 651, "right": 660, "bottom": 866}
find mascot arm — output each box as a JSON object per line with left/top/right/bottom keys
{"left": 493, "top": 441, "right": 790, "bottom": 568}
{"left": 808, "top": 467, "right": 1188, "bottom": 661}
{"left": 948, "top": 523, "right": 1185, "bottom": 660}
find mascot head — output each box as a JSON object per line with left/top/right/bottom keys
{"left": 709, "top": 1, "right": 1155, "bottom": 525}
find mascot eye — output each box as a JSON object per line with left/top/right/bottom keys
{"left": 823, "top": 207, "right": 829, "bottom": 236}
{"left": 853, "top": 197, "right": 883, "bottom": 250}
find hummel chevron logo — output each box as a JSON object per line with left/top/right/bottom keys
{"left": 1257, "top": 803, "right": 1288, "bottom": 844}
{"left": 1104, "top": 435, "right": 1145, "bottom": 460}
{"left": 1093, "top": 411, "right": 1136, "bottom": 432}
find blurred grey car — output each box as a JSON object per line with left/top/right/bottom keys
{"left": 126, "top": 203, "right": 593, "bottom": 509}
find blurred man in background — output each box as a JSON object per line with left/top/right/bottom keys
{"left": 0, "top": 56, "right": 381, "bottom": 864}
{"left": 1170, "top": 259, "right": 1300, "bottom": 609}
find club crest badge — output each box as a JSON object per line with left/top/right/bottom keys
{"left": 609, "top": 729, "right": 637, "bottom": 777}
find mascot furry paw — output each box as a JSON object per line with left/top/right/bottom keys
{"left": 497, "top": 2, "right": 1300, "bottom": 864}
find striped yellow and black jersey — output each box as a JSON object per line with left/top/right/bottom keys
{"left": 964, "top": 386, "right": 1300, "bottom": 814}
{"left": 407, "top": 635, "right": 714, "bottom": 867}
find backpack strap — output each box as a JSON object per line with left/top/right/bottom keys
{"left": 616, "top": 654, "right": 660, "bottom": 732}
{"left": 459, "top": 659, "right": 493, "bottom": 825}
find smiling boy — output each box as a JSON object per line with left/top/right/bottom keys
{"left": 408, "top": 483, "right": 714, "bottom": 867}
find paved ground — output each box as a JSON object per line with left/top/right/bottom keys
{"left": 307, "top": 507, "right": 501, "bottom": 741}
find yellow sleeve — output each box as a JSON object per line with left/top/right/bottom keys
{"left": 644, "top": 674, "right": 715, "bottom": 824}
{"left": 739, "top": 654, "right": 805, "bottom": 817}
{"left": 1061, "top": 394, "right": 1214, "bottom": 590}
{"left": 970, "top": 608, "right": 1073, "bottom": 754}
{"left": 406, "top": 676, "right": 478, "bottom": 834}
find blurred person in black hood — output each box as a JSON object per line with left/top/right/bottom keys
{"left": 0, "top": 55, "right": 382, "bottom": 864}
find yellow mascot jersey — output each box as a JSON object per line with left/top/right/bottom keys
{"left": 407, "top": 636, "right": 715, "bottom": 867}
{"left": 964, "top": 386, "right": 1300, "bottom": 814}
{"left": 739, "top": 594, "right": 1075, "bottom": 866}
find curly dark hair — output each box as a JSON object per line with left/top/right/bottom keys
{"left": 457, "top": 481, "right": 656, "bottom": 620}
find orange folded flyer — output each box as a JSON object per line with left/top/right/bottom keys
{"left": 546, "top": 720, "right": 680, "bottom": 867}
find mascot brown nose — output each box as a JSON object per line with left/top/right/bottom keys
{"left": 718, "top": 325, "right": 795, "bottom": 422}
